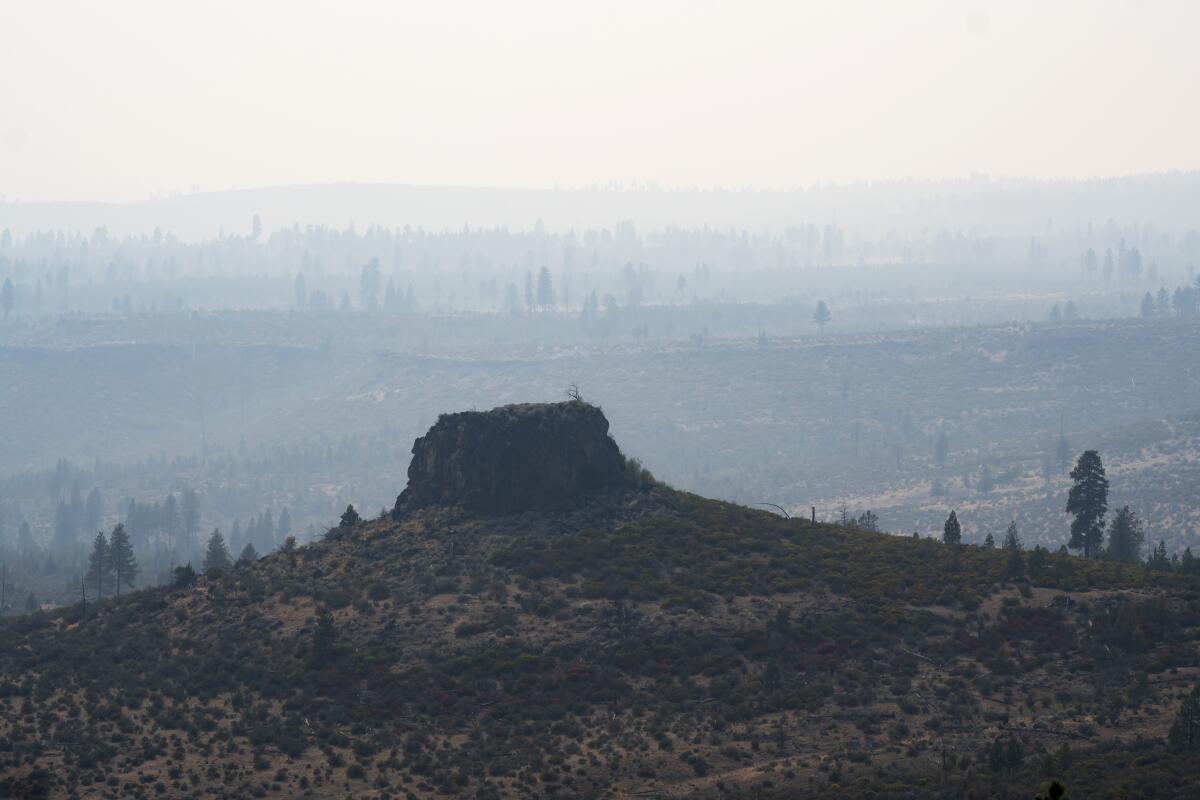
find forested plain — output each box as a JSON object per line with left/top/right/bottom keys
{"left": 2, "top": 195, "right": 1200, "bottom": 609}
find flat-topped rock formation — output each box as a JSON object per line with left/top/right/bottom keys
{"left": 393, "top": 400, "right": 630, "bottom": 514}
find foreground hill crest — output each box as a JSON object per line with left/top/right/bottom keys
{"left": 393, "top": 399, "right": 632, "bottom": 515}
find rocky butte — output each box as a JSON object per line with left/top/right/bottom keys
{"left": 392, "top": 399, "right": 632, "bottom": 515}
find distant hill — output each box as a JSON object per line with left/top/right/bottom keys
{"left": 5, "top": 172, "right": 1200, "bottom": 240}
{"left": 2, "top": 402, "right": 1199, "bottom": 798}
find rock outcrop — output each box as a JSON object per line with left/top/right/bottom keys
{"left": 394, "top": 400, "right": 630, "bottom": 514}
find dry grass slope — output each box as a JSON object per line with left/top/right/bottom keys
{"left": 1, "top": 485, "right": 1199, "bottom": 799}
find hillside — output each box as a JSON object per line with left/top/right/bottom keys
{"left": 2, "top": 402, "right": 1200, "bottom": 799}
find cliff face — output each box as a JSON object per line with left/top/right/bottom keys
{"left": 394, "top": 401, "right": 629, "bottom": 514}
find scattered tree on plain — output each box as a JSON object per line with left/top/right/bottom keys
{"left": 813, "top": 300, "right": 831, "bottom": 333}
{"left": 1066, "top": 450, "right": 1108, "bottom": 559}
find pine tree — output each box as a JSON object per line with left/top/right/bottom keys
{"left": 238, "top": 542, "right": 259, "bottom": 564}
{"left": 1169, "top": 684, "right": 1200, "bottom": 750}
{"left": 1140, "top": 291, "right": 1156, "bottom": 318}
{"left": 813, "top": 300, "right": 831, "bottom": 333}
{"left": 1002, "top": 520, "right": 1022, "bottom": 551}
{"left": 107, "top": 523, "right": 139, "bottom": 596}
{"left": 942, "top": 510, "right": 962, "bottom": 545}
{"left": 1105, "top": 506, "right": 1144, "bottom": 564}
{"left": 536, "top": 267, "right": 554, "bottom": 310}
{"left": 202, "top": 529, "right": 232, "bottom": 577}
{"left": 1066, "top": 450, "right": 1108, "bottom": 558}
{"left": 1149, "top": 540, "right": 1170, "bottom": 571}
{"left": 84, "top": 532, "right": 113, "bottom": 601}
{"left": 983, "top": 532, "right": 995, "bottom": 549}
{"left": 340, "top": 504, "right": 361, "bottom": 528}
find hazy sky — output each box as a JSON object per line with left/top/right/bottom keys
{"left": 2, "top": 0, "right": 1198, "bottom": 202}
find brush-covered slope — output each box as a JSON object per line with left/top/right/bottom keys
{"left": 2, "top": 403, "right": 1200, "bottom": 800}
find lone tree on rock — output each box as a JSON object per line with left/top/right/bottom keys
{"left": 1066, "top": 450, "right": 1108, "bottom": 558}
{"left": 942, "top": 510, "right": 962, "bottom": 545}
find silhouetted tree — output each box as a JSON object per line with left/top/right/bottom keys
{"left": 238, "top": 542, "right": 259, "bottom": 564}
{"left": 172, "top": 563, "right": 196, "bottom": 587}
{"left": 1169, "top": 684, "right": 1200, "bottom": 750}
{"left": 340, "top": 504, "right": 361, "bottom": 528}
{"left": 84, "top": 532, "right": 112, "bottom": 600}
{"left": 1066, "top": 450, "right": 1108, "bottom": 558}
{"left": 1140, "top": 291, "right": 1155, "bottom": 318}
{"left": 813, "top": 300, "right": 831, "bottom": 333}
{"left": 1105, "top": 505, "right": 1144, "bottom": 564}
{"left": 203, "top": 529, "right": 232, "bottom": 577}
{"left": 1148, "top": 539, "right": 1170, "bottom": 571}
{"left": 536, "top": 267, "right": 554, "bottom": 310}
{"left": 943, "top": 510, "right": 962, "bottom": 545}
{"left": 1002, "top": 520, "right": 1022, "bottom": 551}
{"left": 108, "top": 523, "right": 138, "bottom": 596}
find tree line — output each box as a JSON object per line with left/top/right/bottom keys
{"left": 937, "top": 449, "right": 1198, "bottom": 574}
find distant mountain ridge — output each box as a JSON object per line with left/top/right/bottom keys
{"left": 5, "top": 172, "right": 1200, "bottom": 240}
